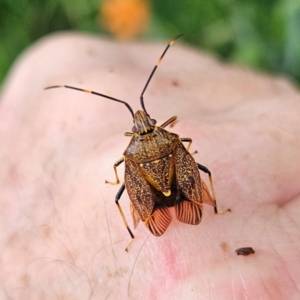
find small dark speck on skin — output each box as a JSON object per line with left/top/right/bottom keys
{"left": 235, "top": 247, "right": 255, "bottom": 256}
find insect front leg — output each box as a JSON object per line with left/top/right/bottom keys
{"left": 180, "top": 137, "right": 197, "bottom": 155}
{"left": 197, "top": 163, "right": 231, "bottom": 214}
{"left": 115, "top": 183, "right": 135, "bottom": 251}
{"left": 105, "top": 157, "right": 124, "bottom": 185}
{"left": 124, "top": 132, "right": 133, "bottom": 137}
{"left": 160, "top": 116, "right": 177, "bottom": 128}
{"left": 180, "top": 137, "right": 192, "bottom": 151}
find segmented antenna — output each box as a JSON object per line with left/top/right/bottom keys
{"left": 45, "top": 35, "right": 183, "bottom": 118}
{"left": 140, "top": 34, "right": 183, "bottom": 114}
{"left": 44, "top": 85, "right": 134, "bottom": 118}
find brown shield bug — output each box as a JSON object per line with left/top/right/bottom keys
{"left": 45, "top": 35, "right": 230, "bottom": 250}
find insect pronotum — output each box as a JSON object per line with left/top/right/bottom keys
{"left": 45, "top": 35, "right": 230, "bottom": 251}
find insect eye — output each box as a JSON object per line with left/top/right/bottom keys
{"left": 132, "top": 126, "right": 137, "bottom": 133}
{"left": 150, "top": 119, "right": 157, "bottom": 125}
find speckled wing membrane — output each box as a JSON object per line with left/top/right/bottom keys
{"left": 125, "top": 158, "right": 172, "bottom": 235}
{"left": 125, "top": 158, "right": 156, "bottom": 221}
{"left": 174, "top": 142, "right": 203, "bottom": 224}
{"left": 175, "top": 142, "right": 203, "bottom": 203}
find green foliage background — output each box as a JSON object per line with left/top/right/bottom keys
{"left": 1, "top": 0, "right": 300, "bottom": 85}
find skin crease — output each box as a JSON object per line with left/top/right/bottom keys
{"left": 1, "top": 32, "right": 300, "bottom": 300}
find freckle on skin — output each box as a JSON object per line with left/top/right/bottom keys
{"left": 87, "top": 48, "right": 95, "bottom": 56}
{"left": 270, "top": 129, "right": 281, "bottom": 143}
{"left": 21, "top": 273, "right": 30, "bottom": 285}
{"left": 172, "top": 80, "right": 179, "bottom": 87}
{"left": 9, "top": 164, "right": 19, "bottom": 182}
{"left": 42, "top": 226, "right": 51, "bottom": 239}
{"left": 243, "top": 153, "right": 249, "bottom": 160}
{"left": 220, "top": 242, "right": 228, "bottom": 252}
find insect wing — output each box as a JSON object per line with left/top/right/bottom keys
{"left": 125, "top": 159, "right": 156, "bottom": 221}
{"left": 174, "top": 142, "right": 203, "bottom": 224}
{"left": 175, "top": 199, "right": 202, "bottom": 225}
{"left": 175, "top": 142, "right": 203, "bottom": 203}
{"left": 130, "top": 203, "right": 141, "bottom": 229}
{"left": 201, "top": 179, "right": 214, "bottom": 207}
{"left": 145, "top": 204, "right": 172, "bottom": 236}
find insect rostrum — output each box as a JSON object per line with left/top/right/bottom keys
{"left": 45, "top": 35, "right": 229, "bottom": 251}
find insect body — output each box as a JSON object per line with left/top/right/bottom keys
{"left": 45, "top": 35, "right": 229, "bottom": 250}
{"left": 122, "top": 114, "right": 216, "bottom": 237}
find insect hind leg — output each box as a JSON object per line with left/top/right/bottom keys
{"left": 115, "top": 183, "right": 135, "bottom": 251}
{"left": 197, "top": 163, "right": 231, "bottom": 214}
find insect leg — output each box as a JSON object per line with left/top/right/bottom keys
{"left": 180, "top": 138, "right": 198, "bottom": 155}
{"left": 197, "top": 163, "right": 230, "bottom": 214}
{"left": 124, "top": 132, "right": 133, "bottom": 137}
{"left": 115, "top": 183, "right": 135, "bottom": 251}
{"left": 180, "top": 137, "right": 192, "bottom": 151}
{"left": 160, "top": 116, "right": 177, "bottom": 128}
{"left": 105, "top": 157, "right": 124, "bottom": 185}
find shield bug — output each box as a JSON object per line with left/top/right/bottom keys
{"left": 45, "top": 35, "right": 230, "bottom": 250}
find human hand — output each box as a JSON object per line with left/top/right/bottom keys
{"left": 1, "top": 33, "right": 300, "bottom": 299}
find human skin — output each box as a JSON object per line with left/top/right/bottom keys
{"left": 0, "top": 32, "right": 300, "bottom": 300}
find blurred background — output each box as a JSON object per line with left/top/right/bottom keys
{"left": 0, "top": 0, "right": 300, "bottom": 85}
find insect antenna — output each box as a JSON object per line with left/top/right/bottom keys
{"left": 140, "top": 34, "right": 183, "bottom": 114}
{"left": 44, "top": 85, "right": 135, "bottom": 118}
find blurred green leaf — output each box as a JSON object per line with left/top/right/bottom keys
{"left": 0, "top": 0, "right": 299, "bottom": 85}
